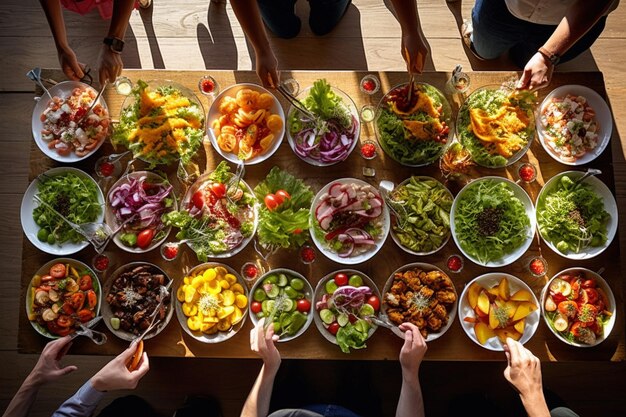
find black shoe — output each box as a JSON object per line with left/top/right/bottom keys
{"left": 258, "top": 0, "right": 301, "bottom": 39}
{"left": 308, "top": 0, "right": 351, "bottom": 36}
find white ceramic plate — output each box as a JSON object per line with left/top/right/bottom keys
{"left": 537, "top": 85, "right": 612, "bottom": 166}
{"left": 450, "top": 177, "right": 535, "bottom": 267}
{"left": 382, "top": 263, "right": 457, "bottom": 342}
{"left": 20, "top": 167, "right": 105, "bottom": 255}
{"left": 458, "top": 273, "right": 540, "bottom": 351}
{"left": 310, "top": 178, "right": 390, "bottom": 265}
{"left": 207, "top": 83, "right": 285, "bottom": 165}
{"left": 248, "top": 268, "right": 314, "bottom": 342}
{"left": 536, "top": 171, "right": 617, "bottom": 260}
{"left": 541, "top": 268, "right": 616, "bottom": 347}
{"left": 175, "top": 262, "right": 248, "bottom": 344}
{"left": 32, "top": 81, "right": 109, "bottom": 163}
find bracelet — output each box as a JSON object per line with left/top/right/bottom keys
{"left": 538, "top": 47, "right": 560, "bottom": 66}
{"left": 103, "top": 37, "right": 124, "bottom": 54}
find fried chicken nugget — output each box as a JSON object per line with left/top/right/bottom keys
{"left": 436, "top": 290, "right": 457, "bottom": 305}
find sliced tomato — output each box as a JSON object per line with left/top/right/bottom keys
{"left": 570, "top": 279, "right": 581, "bottom": 300}
{"left": 577, "top": 288, "right": 589, "bottom": 305}
{"left": 570, "top": 321, "right": 583, "bottom": 338}
{"left": 62, "top": 302, "right": 75, "bottom": 315}
{"left": 275, "top": 190, "right": 291, "bottom": 202}
{"left": 191, "top": 191, "right": 205, "bottom": 210}
{"left": 68, "top": 292, "right": 85, "bottom": 310}
{"left": 293, "top": 228, "right": 303, "bottom": 235}
{"left": 77, "top": 309, "right": 94, "bottom": 323}
{"left": 56, "top": 315, "right": 74, "bottom": 328}
{"left": 264, "top": 194, "right": 279, "bottom": 211}
{"left": 584, "top": 288, "right": 599, "bottom": 305}
{"left": 78, "top": 275, "right": 93, "bottom": 291}
{"left": 557, "top": 300, "right": 578, "bottom": 319}
{"left": 41, "top": 275, "right": 55, "bottom": 282}
{"left": 50, "top": 263, "right": 66, "bottom": 278}
{"left": 86, "top": 290, "right": 97, "bottom": 309}
{"left": 137, "top": 229, "right": 156, "bottom": 249}
{"left": 47, "top": 320, "right": 71, "bottom": 337}
{"left": 582, "top": 279, "right": 596, "bottom": 289}
{"left": 209, "top": 182, "right": 226, "bottom": 198}
{"left": 577, "top": 304, "right": 598, "bottom": 325}
{"left": 328, "top": 322, "right": 340, "bottom": 335}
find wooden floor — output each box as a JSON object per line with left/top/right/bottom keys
{"left": 1, "top": 1, "right": 626, "bottom": 416}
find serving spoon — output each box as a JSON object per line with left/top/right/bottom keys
{"left": 573, "top": 168, "right": 601, "bottom": 186}
{"left": 26, "top": 67, "right": 53, "bottom": 101}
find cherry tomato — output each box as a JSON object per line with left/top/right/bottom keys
{"left": 78, "top": 275, "right": 93, "bottom": 291}
{"left": 41, "top": 275, "right": 55, "bottom": 282}
{"left": 137, "top": 229, "right": 156, "bottom": 249}
{"left": 334, "top": 273, "right": 348, "bottom": 286}
{"left": 366, "top": 295, "right": 381, "bottom": 312}
{"left": 86, "top": 290, "right": 97, "bottom": 309}
{"left": 585, "top": 288, "right": 599, "bottom": 305}
{"left": 328, "top": 322, "right": 340, "bottom": 335}
{"left": 582, "top": 279, "right": 596, "bottom": 289}
{"left": 210, "top": 182, "right": 226, "bottom": 198}
{"left": 62, "top": 302, "right": 75, "bottom": 315}
{"left": 293, "top": 228, "right": 303, "bottom": 235}
{"left": 275, "top": 190, "right": 291, "bottom": 203}
{"left": 557, "top": 300, "right": 578, "bottom": 319}
{"left": 272, "top": 193, "right": 285, "bottom": 205}
{"left": 348, "top": 314, "right": 358, "bottom": 324}
{"left": 570, "top": 321, "right": 583, "bottom": 338}
{"left": 47, "top": 320, "right": 71, "bottom": 337}
{"left": 191, "top": 191, "right": 205, "bottom": 210}
{"left": 68, "top": 292, "right": 85, "bottom": 310}
{"left": 264, "top": 194, "right": 279, "bottom": 211}
{"left": 250, "top": 301, "right": 262, "bottom": 314}
{"left": 296, "top": 298, "right": 311, "bottom": 313}
{"left": 56, "top": 315, "right": 74, "bottom": 328}
{"left": 50, "top": 263, "right": 66, "bottom": 278}
{"left": 77, "top": 309, "right": 94, "bottom": 323}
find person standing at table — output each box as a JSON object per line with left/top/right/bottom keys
{"left": 462, "top": 0, "right": 619, "bottom": 91}
{"left": 38, "top": 0, "right": 138, "bottom": 84}
{"left": 240, "top": 319, "right": 427, "bottom": 417}
{"left": 229, "top": 0, "right": 430, "bottom": 88}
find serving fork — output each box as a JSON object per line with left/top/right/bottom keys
{"left": 379, "top": 180, "right": 408, "bottom": 229}
{"left": 134, "top": 280, "right": 173, "bottom": 343}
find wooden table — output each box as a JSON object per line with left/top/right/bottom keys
{"left": 19, "top": 69, "right": 625, "bottom": 361}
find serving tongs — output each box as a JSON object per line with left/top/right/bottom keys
{"left": 403, "top": 48, "right": 415, "bottom": 104}
{"left": 366, "top": 314, "right": 405, "bottom": 339}
{"left": 276, "top": 81, "right": 316, "bottom": 120}
{"left": 379, "top": 180, "right": 408, "bottom": 229}
{"left": 574, "top": 168, "right": 601, "bottom": 186}
{"left": 26, "top": 67, "right": 54, "bottom": 101}
{"left": 56, "top": 81, "right": 108, "bottom": 139}
{"left": 134, "top": 280, "right": 173, "bottom": 343}
{"left": 70, "top": 316, "right": 107, "bottom": 345}
{"left": 225, "top": 161, "right": 245, "bottom": 205}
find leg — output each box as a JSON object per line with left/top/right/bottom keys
{"left": 257, "top": 0, "right": 301, "bottom": 39}
{"left": 308, "top": 0, "right": 351, "bottom": 36}
{"left": 470, "top": 0, "right": 525, "bottom": 59}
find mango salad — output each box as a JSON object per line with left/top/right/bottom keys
{"left": 177, "top": 266, "right": 248, "bottom": 334}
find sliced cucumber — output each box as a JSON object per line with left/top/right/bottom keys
{"left": 348, "top": 274, "right": 363, "bottom": 287}
{"left": 264, "top": 274, "right": 278, "bottom": 285}
{"left": 262, "top": 300, "right": 275, "bottom": 315}
{"left": 320, "top": 309, "right": 335, "bottom": 325}
{"left": 266, "top": 284, "right": 280, "bottom": 298}
{"left": 337, "top": 313, "right": 349, "bottom": 327}
{"left": 253, "top": 288, "right": 267, "bottom": 302}
{"left": 354, "top": 318, "right": 370, "bottom": 334}
{"left": 325, "top": 280, "right": 338, "bottom": 294}
{"left": 280, "top": 298, "right": 294, "bottom": 312}
{"left": 284, "top": 286, "right": 298, "bottom": 299}
{"left": 277, "top": 273, "right": 288, "bottom": 287}
{"left": 359, "top": 304, "right": 375, "bottom": 318}
{"left": 290, "top": 278, "right": 305, "bottom": 290}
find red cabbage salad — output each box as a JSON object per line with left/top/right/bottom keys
{"left": 288, "top": 79, "right": 359, "bottom": 165}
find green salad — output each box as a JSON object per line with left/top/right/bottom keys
{"left": 454, "top": 179, "right": 530, "bottom": 264}
{"left": 253, "top": 167, "right": 314, "bottom": 249}
{"left": 112, "top": 80, "right": 205, "bottom": 167}
{"left": 391, "top": 177, "right": 452, "bottom": 253}
{"left": 33, "top": 172, "right": 102, "bottom": 245}
{"left": 376, "top": 83, "right": 451, "bottom": 166}
{"left": 537, "top": 175, "right": 610, "bottom": 254}
{"left": 457, "top": 88, "right": 535, "bottom": 168}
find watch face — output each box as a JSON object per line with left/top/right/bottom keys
{"left": 105, "top": 37, "right": 124, "bottom": 53}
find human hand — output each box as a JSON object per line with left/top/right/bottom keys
{"left": 27, "top": 336, "right": 77, "bottom": 386}
{"left": 250, "top": 318, "right": 281, "bottom": 372}
{"left": 401, "top": 31, "right": 428, "bottom": 74}
{"left": 58, "top": 47, "right": 85, "bottom": 81}
{"left": 255, "top": 49, "right": 279, "bottom": 89}
{"left": 399, "top": 322, "right": 427, "bottom": 378}
{"left": 503, "top": 338, "right": 544, "bottom": 398}
{"left": 516, "top": 52, "right": 554, "bottom": 91}
{"left": 97, "top": 44, "right": 123, "bottom": 85}
{"left": 90, "top": 341, "right": 149, "bottom": 392}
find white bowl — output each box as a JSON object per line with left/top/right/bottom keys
{"left": 458, "top": 273, "right": 540, "bottom": 351}
{"left": 32, "top": 81, "right": 109, "bottom": 163}
{"left": 248, "top": 268, "right": 314, "bottom": 342}
{"left": 537, "top": 85, "right": 612, "bottom": 166}
{"left": 20, "top": 167, "right": 105, "bottom": 255}
{"left": 207, "top": 83, "right": 285, "bottom": 165}
{"left": 536, "top": 171, "right": 617, "bottom": 260}
{"left": 450, "top": 177, "right": 535, "bottom": 267}
{"left": 310, "top": 178, "right": 390, "bottom": 265}
{"left": 541, "top": 268, "right": 616, "bottom": 347}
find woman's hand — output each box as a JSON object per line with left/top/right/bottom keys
{"left": 517, "top": 52, "right": 554, "bottom": 91}
{"left": 58, "top": 47, "right": 85, "bottom": 81}
{"left": 250, "top": 318, "right": 281, "bottom": 373}
{"left": 399, "top": 322, "right": 427, "bottom": 379}
{"left": 90, "top": 341, "right": 149, "bottom": 392}
{"left": 28, "top": 336, "right": 77, "bottom": 386}
{"left": 401, "top": 31, "right": 428, "bottom": 74}
{"left": 97, "top": 44, "right": 123, "bottom": 85}
{"left": 255, "top": 49, "right": 280, "bottom": 89}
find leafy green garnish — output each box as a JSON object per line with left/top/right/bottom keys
{"left": 336, "top": 322, "right": 368, "bottom": 353}
{"left": 303, "top": 79, "right": 351, "bottom": 128}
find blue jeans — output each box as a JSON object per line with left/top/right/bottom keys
{"left": 471, "top": 0, "right": 607, "bottom": 67}
{"left": 268, "top": 405, "right": 362, "bottom": 417}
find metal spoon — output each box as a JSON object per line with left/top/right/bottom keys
{"left": 26, "top": 67, "right": 53, "bottom": 101}
{"left": 574, "top": 168, "right": 601, "bottom": 186}
{"left": 379, "top": 180, "right": 408, "bottom": 229}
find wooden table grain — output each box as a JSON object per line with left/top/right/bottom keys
{"left": 18, "top": 69, "right": 625, "bottom": 361}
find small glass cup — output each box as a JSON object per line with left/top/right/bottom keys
{"left": 198, "top": 75, "right": 219, "bottom": 97}
{"left": 360, "top": 104, "right": 376, "bottom": 123}
{"left": 446, "top": 254, "right": 464, "bottom": 273}
{"left": 241, "top": 261, "right": 264, "bottom": 288}
{"left": 94, "top": 155, "right": 122, "bottom": 179}
{"left": 92, "top": 252, "right": 112, "bottom": 273}
{"left": 114, "top": 76, "right": 133, "bottom": 95}
{"left": 362, "top": 166, "right": 376, "bottom": 177}
{"left": 160, "top": 242, "right": 180, "bottom": 261}
{"left": 359, "top": 139, "right": 378, "bottom": 160}
{"left": 517, "top": 162, "right": 537, "bottom": 184}
{"left": 360, "top": 74, "right": 380, "bottom": 95}
{"left": 280, "top": 78, "right": 300, "bottom": 96}
{"left": 299, "top": 244, "right": 316, "bottom": 265}
{"left": 528, "top": 256, "right": 548, "bottom": 278}
{"left": 446, "top": 71, "right": 470, "bottom": 94}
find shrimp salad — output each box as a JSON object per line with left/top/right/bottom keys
{"left": 541, "top": 94, "right": 599, "bottom": 162}
{"left": 40, "top": 87, "right": 110, "bottom": 157}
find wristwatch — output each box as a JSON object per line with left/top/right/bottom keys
{"left": 538, "top": 47, "right": 560, "bottom": 66}
{"left": 103, "top": 37, "right": 124, "bottom": 54}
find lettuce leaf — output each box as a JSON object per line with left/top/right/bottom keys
{"left": 336, "top": 323, "right": 368, "bottom": 353}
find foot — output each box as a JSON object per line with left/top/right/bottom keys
{"left": 258, "top": 0, "right": 301, "bottom": 39}
{"left": 309, "top": 0, "right": 351, "bottom": 36}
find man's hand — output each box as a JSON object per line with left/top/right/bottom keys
{"left": 58, "top": 47, "right": 85, "bottom": 81}
{"left": 250, "top": 318, "right": 281, "bottom": 373}
{"left": 97, "top": 45, "right": 123, "bottom": 85}
{"left": 28, "top": 336, "right": 77, "bottom": 386}
{"left": 90, "top": 341, "right": 149, "bottom": 392}
{"left": 517, "top": 52, "right": 554, "bottom": 91}
{"left": 503, "top": 338, "right": 544, "bottom": 397}
{"left": 399, "top": 322, "right": 427, "bottom": 379}
{"left": 401, "top": 31, "right": 428, "bottom": 74}
{"left": 255, "top": 49, "right": 279, "bottom": 89}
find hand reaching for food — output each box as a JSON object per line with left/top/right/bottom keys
{"left": 90, "top": 340, "right": 149, "bottom": 392}
{"left": 517, "top": 52, "right": 554, "bottom": 91}
{"left": 255, "top": 49, "right": 280, "bottom": 89}
{"left": 401, "top": 32, "right": 428, "bottom": 75}
{"left": 250, "top": 318, "right": 281, "bottom": 373}
{"left": 399, "top": 322, "right": 427, "bottom": 377}
{"left": 28, "top": 336, "right": 78, "bottom": 386}
{"left": 97, "top": 45, "right": 123, "bottom": 85}
{"left": 58, "top": 47, "right": 85, "bottom": 81}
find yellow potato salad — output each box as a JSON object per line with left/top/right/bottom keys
{"left": 177, "top": 266, "right": 248, "bottom": 335}
{"left": 212, "top": 88, "right": 283, "bottom": 160}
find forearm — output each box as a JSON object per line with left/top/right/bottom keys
{"left": 39, "top": 0, "right": 70, "bottom": 52}
{"left": 107, "top": 0, "right": 135, "bottom": 39}
{"left": 520, "top": 392, "right": 551, "bottom": 417}
{"left": 2, "top": 375, "right": 42, "bottom": 417}
{"left": 51, "top": 381, "right": 105, "bottom": 417}
{"left": 395, "top": 373, "right": 425, "bottom": 417}
{"left": 542, "top": 0, "right": 612, "bottom": 56}
{"left": 388, "top": 0, "right": 420, "bottom": 34}
{"left": 229, "top": 0, "right": 272, "bottom": 54}
{"left": 240, "top": 364, "right": 279, "bottom": 417}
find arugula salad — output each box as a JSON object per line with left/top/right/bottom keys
{"left": 162, "top": 162, "right": 256, "bottom": 261}
{"left": 112, "top": 80, "right": 205, "bottom": 166}
{"left": 453, "top": 179, "right": 531, "bottom": 264}
{"left": 253, "top": 167, "right": 314, "bottom": 250}
{"left": 537, "top": 175, "right": 610, "bottom": 254}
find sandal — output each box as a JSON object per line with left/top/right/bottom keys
{"left": 461, "top": 19, "right": 486, "bottom": 61}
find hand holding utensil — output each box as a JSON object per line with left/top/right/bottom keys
{"left": 366, "top": 314, "right": 405, "bottom": 339}
{"left": 403, "top": 48, "right": 415, "bottom": 104}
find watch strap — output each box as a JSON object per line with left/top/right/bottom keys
{"left": 103, "top": 37, "right": 124, "bottom": 54}
{"left": 538, "top": 47, "right": 560, "bottom": 65}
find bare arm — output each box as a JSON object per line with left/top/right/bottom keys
{"left": 387, "top": 0, "right": 428, "bottom": 74}
{"left": 229, "top": 0, "right": 279, "bottom": 88}
{"left": 395, "top": 323, "right": 426, "bottom": 417}
{"left": 97, "top": 0, "right": 136, "bottom": 84}
{"left": 518, "top": 0, "right": 613, "bottom": 90}
{"left": 39, "top": 0, "right": 84, "bottom": 80}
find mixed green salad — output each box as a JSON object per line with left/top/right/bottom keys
{"left": 376, "top": 83, "right": 451, "bottom": 166}
{"left": 162, "top": 162, "right": 256, "bottom": 261}
{"left": 33, "top": 171, "right": 102, "bottom": 245}
{"left": 453, "top": 179, "right": 531, "bottom": 264}
{"left": 391, "top": 177, "right": 453, "bottom": 254}
{"left": 112, "top": 80, "right": 205, "bottom": 167}
{"left": 253, "top": 167, "right": 314, "bottom": 249}
{"left": 537, "top": 175, "right": 610, "bottom": 254}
